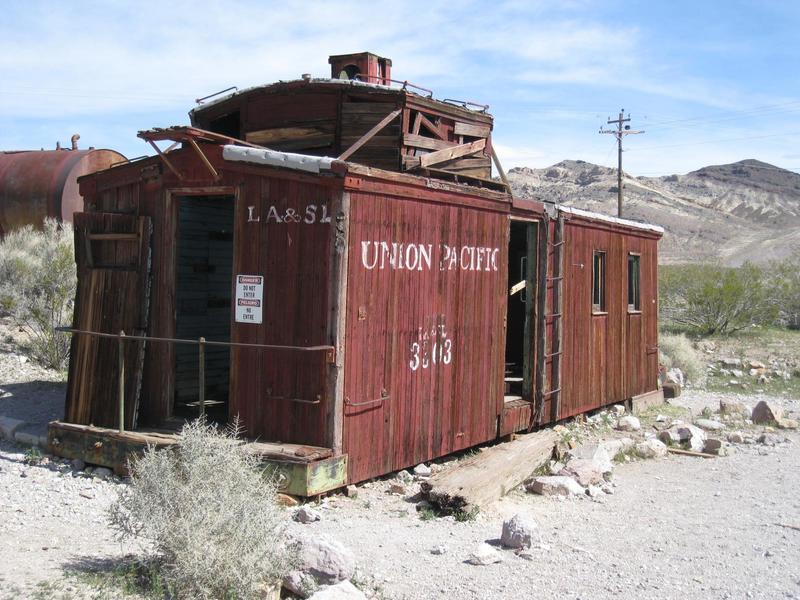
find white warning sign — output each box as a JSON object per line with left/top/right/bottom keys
{"left": 235, "top": 274, "right": 263, "bottom": 324}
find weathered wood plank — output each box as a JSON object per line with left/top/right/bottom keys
{"left": 338, "top": 108, "right": 402, "bottom": 161}
{"left": 421, "top": 429, "right": 558, "bottom": 513}
{"left": 418, "top": 139, "right": 486, "bottom": 168}
{"left": 245, "top": 125, "right": 333, "bottom": 145}
{"left": 403, "top": 134, "right": 452, "bottom": 151}
{"left": 454, "top": 121, "right": 491, "bottom": 138}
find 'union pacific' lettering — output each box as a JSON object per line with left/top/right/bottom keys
{"left": 360, "top": 240, "right": 499, "bottom": 272}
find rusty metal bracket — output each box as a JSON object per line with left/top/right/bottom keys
{"left": 345, "top": 389, "right": 390, "bottom": 408}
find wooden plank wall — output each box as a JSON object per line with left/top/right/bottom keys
{"left": 229, "top": 173, "right": 338, "bottom": 446}
{"left": 557, "top": 219, "right": 660, "bottom": 421}
{"left": 65, "top": 213, "right": 152, "bottom": 429}
{"left": 342, "top": 188, "right": 508, "bottom": 483}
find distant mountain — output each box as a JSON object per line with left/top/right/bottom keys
{"left": 507, "top": 159, "right": 800, "bottom": 265}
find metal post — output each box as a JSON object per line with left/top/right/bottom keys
{"left": 118, "top": 330, "right": 125, "bottom": 433}
{"left": 198, "top": 336, "right": 206, "bottom": 419}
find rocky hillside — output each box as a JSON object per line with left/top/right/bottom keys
{"left": 507, "top": 159, "right": 800, "bottom": 265}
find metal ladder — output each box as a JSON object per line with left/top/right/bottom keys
{"left": 533, "top": 212, "right": 565, "bottom": 427}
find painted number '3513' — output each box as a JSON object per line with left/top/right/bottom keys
{"left": 409, "top": 321, "right": 453, "bottom": 371}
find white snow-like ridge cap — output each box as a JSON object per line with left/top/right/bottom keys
{"left": 223, "top": 145, "right": 336, "bottom": 174}
{"left": 558, "top": 206, "right": 664, "bottom": 234}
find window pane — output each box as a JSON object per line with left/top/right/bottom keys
{"left": 593, "top": 251, "right": 605, "bottom": 311}
{"left": 628, "top": 254, "right": 640, "bottom": 311}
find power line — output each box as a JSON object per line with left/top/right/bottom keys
{"left": 630, "top": 130, "right": 800, "bottom": 152}
{"left": 599, "top": 109, "right": 644, "bottom": 217}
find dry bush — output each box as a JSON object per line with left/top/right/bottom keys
{"left": 0, "top": 219, "right": 76, "bottom": 368}
{"left": 109, "top": 419, "right": 297, "bottom": 599}
{"left": 659, "top": 333, "right": 705, "bottom": 385}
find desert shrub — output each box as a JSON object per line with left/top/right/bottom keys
{"left": 0, "top": 219, "right": 76, "bottom": 368}
{"left": 768, "top": 251, "right": 800, "bottom": 329}
{"left": 659, "top": 333, "right": 704, "bottom": 385}
{"left": 659, "top": 262, "right": 777, "bottom": 335}
{"left": 109, "top": 419, "right": 297, "bottom": 599}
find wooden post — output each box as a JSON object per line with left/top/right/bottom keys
{"left": 118, "top": 330, "right": 125, "bottom": 433}
{"left": 198, "top": 337, "right": 206, "bottom": 419}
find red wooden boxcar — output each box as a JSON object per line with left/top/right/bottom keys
{"left": 52, "top": 55, "right": 662, "bottom": 493}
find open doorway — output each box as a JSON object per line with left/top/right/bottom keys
{"left": 505, "top": 220, "right": 537, "bottom": 401}
{"left": 174, "top": 195, "right": 235, "bottom": 422}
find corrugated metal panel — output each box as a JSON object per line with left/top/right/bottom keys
{"left": 342, "top": 186, "right": 508, "bottom": 483}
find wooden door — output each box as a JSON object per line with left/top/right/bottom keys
{"left": 65, "top": 213, "right": 153, "bottom": 429}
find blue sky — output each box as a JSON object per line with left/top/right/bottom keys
{"left": 2, "top": 0, "right": 798, "bottom": 175}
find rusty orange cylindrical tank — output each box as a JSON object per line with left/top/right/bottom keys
{"left": 0, "top": 141, "right": 126, "bottom": 236}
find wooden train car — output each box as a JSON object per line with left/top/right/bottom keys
{"left": 51, "top": 54, "right": 663, "bottom": 495}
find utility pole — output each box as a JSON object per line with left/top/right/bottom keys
{"left": 599, "top": 109, "right": 644, "bottom": 217}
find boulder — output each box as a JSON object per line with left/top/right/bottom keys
{"left": 751, "top": 400, "right": 783, "bottom": 424}
{"left": 526, "top": 476, "right": 585, "bottom": 497}
{"left": 694, "top": 418, "right": 725, "bottom": 432}
{"left": 676, "top": 425, "right": 707, "bottom": 452}
{"left": 719, "top": 357, "right": 741, "bottom": 367}
{"left": 598, "top": 437, "right": 634, "bottom": 458}
{"left": 727, "top": 431, "right": 745, "bottom": 444}
{"left": 611, "top": 404, "right": 626, "bottom": 416}
{"left": 566, "top": 443, "right": 613, "bottom": 474}
{"left": 719, "top": 400, "right": 751, "bottom": 418}
{"left": 758, "top": 433, "right": 781, "bottom": 446}
{"left": 776, "top": 418, "right": 799, "bottom": 430}
{"left": 467, "top": 543, "right": 503, "bottom": 565}
{"left": 658, "top": 429, "right": 681, "bottom": 446}
{"left": 283, "top": 571, "right": 318, "bottom": 598}
{"left": 615, "top": 416, "right": 641, "bottom": 432}
{"left": 307, "top": 581, "right": 367, "bottom": 600}
{"left": 731, "top": 369, "right": 745, "bottom": 378}
{"left": 0, "top": 416, "right": 25, "bottom": 440}
{"left": 413, "top": 463, "right": 432, "bottom": 478}
{"left": 294, "top": 506, "right": 322, "bottom": 524}
{"left": 296, "top": 536, "right": 355, "bottom": 585}
{"left": 666, "top": 367, "right": 685, "bottom": 387}
{"left": 703, "top": 438, "right": 724, "bottom": 455}
{"left": 635, "top": 439, "right": 668, "bottom": 459}
{"left": 388, "top": 482, "right": 408, "bottom": 495}
{"left": 559, "top": 458, "right": 604, "bottom": 486}
{"left": 92, "top": 467, "right": 113, "bottom": 480}
{"left": 501, "top": 514, "right": 538, "bottom": 549}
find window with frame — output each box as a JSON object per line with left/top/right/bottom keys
{"left": 628, "top": 254, "right": 641, "bottom": 311}
{"left": 592, "top": 250, "right": 606, "bottom": 313}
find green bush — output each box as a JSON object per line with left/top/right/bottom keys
{"left": 659, "top": 262, "right": 777, "bottom": 335}
{"left": 769, "top": 251, "right": 800, "bottom": 329}
{"left": 0, "top": 219, "right": 76, "bottom": 369}
{"left": 109, "top": 419, "right": 297, "bottom": 599}
{"left": 658, "top": 333, "right": 704, "bottom": 385}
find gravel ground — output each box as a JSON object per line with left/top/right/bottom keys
{"left": 2, "top": 315, "right": 800, "bottom": 599}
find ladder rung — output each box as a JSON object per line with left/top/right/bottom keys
{"left": 545, "top": 313, "right": 562, "bottom": 319}
{"left": 546, "top": 276, "right": 564, "bottom": 281}
{"left": 544, "top": 388, "right": 561, "bottom": 397}
{"left": 545, "top": 350, "right": 563, "bottom": 358}
{"left": 549, "top": 241, "right": 565, "bottom": 247}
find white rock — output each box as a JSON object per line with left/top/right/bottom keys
{"left": 610, "top": 404, "right": 626, "bottom": 416}
{"left": 655, "top": 414, "right": 669, "bottom": 423}
{"left": 598, "top": 437, "right": 634, "bottom": 458}
{"left": 567, "top": 443, "right": 613, "bottom": 474}
{"left": 658, "top": 429, "right": 680, "bottom": 445}
{"left": 666, "top": 367, "right": 684, "bottom": 386}
{"left": 635, "top": 439, "right": 668, "bottom": 459}
{"left": 467, "top": 543, "right": 503, "bottom": 565}
{"left": 694, "top": 418, "right": 725, "bottom": 432}
{"left": 615, "top": 416, "right": 641, "bottom": 432}
{"left": 526, "top": 476, "right": 585, "bottom": 497}
{"left": 430, "top": 545, "right": 448, "bottom": 555}
{"left": 501, "top": 514, "right": 537, "bottom": 549}
{"left": 307, "top": 580, "right": 366, "bottom": 600}
{"left": 395, "top": 470, "right": 413, "bottom": 484}
{"left": 295, "top": 506, "right": 322, "bottom": 524}
{"left": 412, "top": 463, "right": 432, "bottom": 478}
{"left": 731, "top": 369, "right": 745, "bottom": 378}
{"left": 677, "top": 425, "right": 707, "bottom": 452}
{"left": 559, "top": 458, "right": 604, "bottom": 486}
{"left": 92, "top": 467, "right": 113, "bottom": 479}
{"left": 719, "top": 357, "right": 741, "bottom": 367}
{"left": 296, "top": 536, "right": 355, "bottom": 584}
{"left": 586, "top": 485, "right": 605, "bottom": 498}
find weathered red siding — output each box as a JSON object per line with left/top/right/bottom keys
{"left": 342, "top": 182, "right": 508, "bottom": 483}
